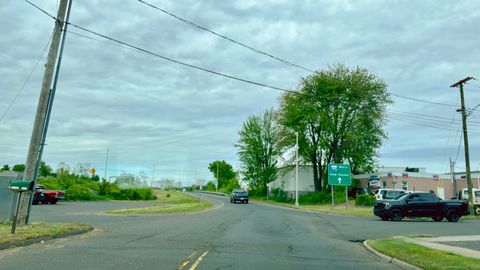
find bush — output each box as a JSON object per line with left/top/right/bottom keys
{"left": 299, "top": 191, "right": 347, "bottom": 205}
{"left": 355, "top": 194, "right": 376, "bottom": 206}
{"left": 109, "top": 188, "right": 157, "bottom": 200}
{"left": 271, "top": 188, "right": 291, "bottom": 202}
{"left": 65, "top": 184, "right": 96, "bottom": 201}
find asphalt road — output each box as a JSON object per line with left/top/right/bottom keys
{"left": 1, "top": 193, "right": 479, "bottom": 270}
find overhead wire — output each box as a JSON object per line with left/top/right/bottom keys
{"left": 386, "top": 114, "right": 480, "bottom": 135}
{"left": 0, "top": 31, "right": 54, "bottom": 123}
{"left": 136, "top": 0, "right": 315, "bottom": 73}
{"left": 26, "top": 0, "right": 297, "bottom": 94}
{"left": 388, "top": 111, "right": 480, "bottom": 126}
{"left": 389, "top": 93, "right": 458, "bottom": 107}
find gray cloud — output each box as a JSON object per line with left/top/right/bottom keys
{"left": 1, "top": 0, "right": 480, "bottom": 184}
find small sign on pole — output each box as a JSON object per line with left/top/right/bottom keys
{"left": 328, "top": 164, "right": 352, "bottom": 209}
{"left": 8, "top": 181, "right": 34, "bottom": 234}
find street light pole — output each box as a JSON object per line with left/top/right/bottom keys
{"left": 104, "top": 148, "right": 109, "bottom": 181}
{"left": 216, "top": 163, "right": 219, "bottom": 192}
{"left": 295, "top": 131, "right": 299, "bottom": 207}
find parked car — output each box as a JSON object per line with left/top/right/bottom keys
{"left": 348, "top": 188, "right": 369, "bottom": 198}
{"left": 230, "top": 189, "right": 249, "bottom": 204}
{"left": 374, "top": 192, "right": 469, "bottom": 222}
{"left": 374, "top": 189, "right": 408, "bottom": 200}
{"left": 33, "top": 185, "right": 65, "bottom": 205}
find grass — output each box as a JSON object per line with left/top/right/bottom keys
{"left": 252, "top": 196, "right": 372, "bottom": 217}
{"left": 0, "top": 221, "right": 91, "bottom": 245}
{"left": 107, "top": 190, "right": 212, "bottom": 215}
{"left": 369, "top": 238, "right": 480, "bottom": 270}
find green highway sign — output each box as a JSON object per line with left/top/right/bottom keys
{"left": 8, "top": 181, "right": 34, "bottom": 192}
{"left": 328, "top": 164, "right": 351, "bottom": 186}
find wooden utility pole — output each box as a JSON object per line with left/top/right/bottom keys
{"left": 18, "top": 0, "right": 70, "bottom": 225}
{"left": 450, "top": 77, "right": 476, "bottom": 215}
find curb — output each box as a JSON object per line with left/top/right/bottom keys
{"left": 0, "top": 225, "right": 94, "bottom": 250}
{"left": 363, "top": 240, "right": 422, "bottom": 270}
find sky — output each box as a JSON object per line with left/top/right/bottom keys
{"left": 1, "top": 0, "right": 480, "bottom": 185}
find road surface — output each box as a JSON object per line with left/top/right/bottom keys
{"left": 1, "top": 193, "right": 479, "bottom": 270}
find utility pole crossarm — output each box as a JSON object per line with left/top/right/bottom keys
{"left": 450, "top": 77, "right": 475, "bottom": 88}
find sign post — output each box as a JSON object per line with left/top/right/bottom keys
{"left": 328, "top": 164, "right": 352, "bottom": 209}
{"left": 8, "top": 181, "right": 34, "bottom": 234}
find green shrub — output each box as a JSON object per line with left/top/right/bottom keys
{"left": 65, "top": 184, "right": 96, "bottom": 201}
{"left": 299, "top": 191, "right": 347, "bottom": 205}
{"left": 109, "top": 188, "right": 156, "bottom": 200}
{"left": 355, "top": 194, "right": 376, "bottom": 206}
{"left": 271, "top": 188, "right": 291, "bottom": 202}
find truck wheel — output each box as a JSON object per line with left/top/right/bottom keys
{"left": 390, "top": 209, "right": 403, "bottom": 221}
{"left": 475, "top": 207, "right": 480, "bottom": 216}
{"left": 51, "top": 200, "right": 58, "bottom": 205}
{"left": 32, "top": 199, "right": 39, "bottom": 205}
{"left": 432, "top": 217, "right": 443, "bottom": 222}
{"left": 446, "top": 209, "right": 460, "bottom": 222}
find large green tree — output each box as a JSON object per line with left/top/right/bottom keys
{"left": 236, "top": 108, "right": 280, "bottom": 194}
{"left": 279, "top": 64, "right": 391, "bottom": 191}
{"left": 208, "top": 160, "right": 236, "bottom": 189}
{"left": 39, "top": 161, "right": 53, "bottom": 177}
{"left": 12, "top": 164, "right": 25, "bottom": 172}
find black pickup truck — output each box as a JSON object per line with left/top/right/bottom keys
{"left": 374, "top": 192, "right": 469, "bottom": 222}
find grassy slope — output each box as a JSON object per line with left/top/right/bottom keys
{"left": 369, "top": 238, "right": 480, "bottom": 270}
{"left": 107, "top": 190, "right": 212, "bottom": 215}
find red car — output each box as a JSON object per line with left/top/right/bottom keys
{"left": 32, "top": 185, "right": 65, "bottom": 205}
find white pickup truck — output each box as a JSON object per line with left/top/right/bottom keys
{"left": 458, "top": 188, "right": 480, "bottom": 214}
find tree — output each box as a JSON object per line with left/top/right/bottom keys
{"left": 39, "top": 161, "right": 53, "bottom": 177}
{"left": 279, "top": 64, "right": 391, "bottom": 191}
{"left": 236, "top": 108, "right": 280, "bottom": 195}
{"left": 208, "top": 160, "right": 236, "bottom": 189}
{"left": 12, "top": 164, "right": 25, "bottom": 172}
{"left": 1, "top": 164, "right": 10, "bottom": 171}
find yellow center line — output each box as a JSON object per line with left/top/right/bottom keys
{"left": 178, "top": 251, "right": 197, "bottom": 270}
{"left": 188, "top": 250, "right": 209, "bottom": 270}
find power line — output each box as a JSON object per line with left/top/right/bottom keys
{"left": 454, "top": 130, "right": 463, "bottom": 162}
{"left": 25, "top": 0, "right": 296, "bottom": 94}
{"left": 387, "top": 115, "right": 480, "bottom": 135}
{"left": 0, "top": 31, "right": 53, "bottom": 123}
{"left": 390, "top": 93, "right": 458, "bottom": 107}
{"left": 67, "top": 23, "right": 296, "bottom": 93}
{"left": 388, "top": 111, "right": 480, "bottom": 126}
{"left": 136, "top": 0, "right": 315, "bottom": 73}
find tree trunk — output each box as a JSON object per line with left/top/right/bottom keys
{"left": 312, "top": 152, "right": 320, "bottom": 191}
{"left": 317, "top": 151, "right": 323, "bottom": 192}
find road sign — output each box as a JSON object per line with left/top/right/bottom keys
{"left": 328, "top": 163, "right": 351, "bottom": 186}
{"left": 8, "top": 181, "right": 34, "bottom": 192}
{"left": 90, "top": 168, "right": 96, "bottom": 175}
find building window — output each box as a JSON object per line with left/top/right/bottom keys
{"left": 382, "top": 181, "right": 387, "bottom": 188}
{"left": 402, "top": 181, "right": 408, "bottom": 191}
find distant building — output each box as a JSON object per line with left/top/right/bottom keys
{"left": 268, "top": 165, "right": 480, "bottom": 199}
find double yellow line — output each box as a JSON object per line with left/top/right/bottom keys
{"left": 178, "top": 250, "right": 209, "bottom": 270}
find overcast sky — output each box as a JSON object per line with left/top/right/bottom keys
{"left": 1, "top": 0, "right": 480, "bottom": 184}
